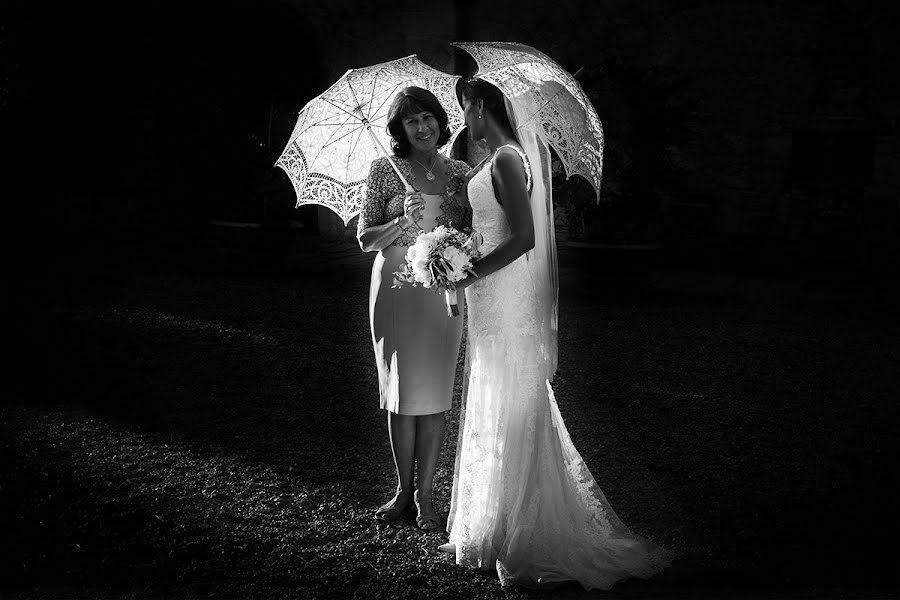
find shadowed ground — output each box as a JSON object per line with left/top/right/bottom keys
{"left": 3, "top": 234, "right": 898, "bottom": 599}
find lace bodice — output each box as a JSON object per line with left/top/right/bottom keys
{"left": 465, "top": 145, "right": 541, "bottom": 346}
{"left": 357, "top": 156, "right": 472, "bottom": 247}
{"left": 467, "top": 144, "right": 531, "bottom": 255}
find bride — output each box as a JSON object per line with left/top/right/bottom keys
{"left": 440, "top": 78, "right": 673, "bottom": 590}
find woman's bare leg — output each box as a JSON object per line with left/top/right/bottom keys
{"left": 413, "top": 411, "right": 445, "bottom": 528}
{"left": 375, "top": 411, "right": 416, "bottom": 519}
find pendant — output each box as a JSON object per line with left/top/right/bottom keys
{"left": 426, "top": 172, "right": 435, "bottom": 181}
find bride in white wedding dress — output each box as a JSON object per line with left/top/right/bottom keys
{"left": 440, "top": 78, "right": 673, "bottom": 590}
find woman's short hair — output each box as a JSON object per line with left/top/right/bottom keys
{"left": 460, "top": 78, "right": 513, "bottom": 131}
{"left": 386, "top": 87, "right": 452, "bottom": 157}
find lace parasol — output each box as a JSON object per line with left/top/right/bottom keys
{"left": 452, "top": 42, "right": 604, "bottom": 201}
{"left": 275, "top": 56, "right": 464, "bottom": 225}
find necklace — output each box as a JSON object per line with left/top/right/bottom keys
{"left": 412, "top": 154, "right": 439, "bottom": 181}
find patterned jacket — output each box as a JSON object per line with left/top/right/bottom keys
{"left": 357, "top": 156, "right": 472, "bottom": 247}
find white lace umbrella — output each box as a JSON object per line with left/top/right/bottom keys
{"left": 275, "top": 55, "right": 464, "bottom": 225}
{"left": 452, "top": 42, "right": 604, "bottom": 201}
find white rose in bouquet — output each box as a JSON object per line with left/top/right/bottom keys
{"left": 393, "top": 225, "right": 482, "bottom": 316}
{"left": 441, "top": 246, "right": 471, "bottom": 283}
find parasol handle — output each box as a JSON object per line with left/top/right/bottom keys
{"left": 363, "top": 121, "right": 414, "bottom": 194}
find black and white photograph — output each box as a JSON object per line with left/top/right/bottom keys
{"left": 2, "top": 1, "right": 898, "bottom": 598}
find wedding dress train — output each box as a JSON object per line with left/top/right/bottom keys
{"left": 446, "top": 145, "right": 672, "bottom": 589}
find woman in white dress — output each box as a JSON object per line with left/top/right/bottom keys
{"left": 440, "top": 78, "right": 673, "bottom": 589}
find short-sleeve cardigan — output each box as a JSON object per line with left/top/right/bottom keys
{"left": 356, "top": 156, "right": 473, "bottom": 247}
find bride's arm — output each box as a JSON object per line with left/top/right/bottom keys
{"left": 458, "top": 150, "right": 534, "bottom": 288}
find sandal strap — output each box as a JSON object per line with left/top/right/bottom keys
{"left": 417, "top": 514, "right": 441, "bottom": 528}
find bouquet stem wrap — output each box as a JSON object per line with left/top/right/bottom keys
{"left": 445, "top": 290, "right": 459, "bottom": 317}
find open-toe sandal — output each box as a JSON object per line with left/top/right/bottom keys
{"left": 414, "top": 490, "right": 441, "bottom": 530}
{"left": 374, "top": 491, "right": 412, "bottom": 521}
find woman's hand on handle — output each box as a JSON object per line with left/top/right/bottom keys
{"left": 404, "top": 191, "right": 425, "bottom": 224}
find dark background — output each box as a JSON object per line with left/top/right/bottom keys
{"left": 2, "top": 1, "right": 899, "bottom": 598}
{"left": 3, "top": 0, "right": 898, "bottom": 267}
{"left": 3, "top": 1, "right": 327, "bottom": 240}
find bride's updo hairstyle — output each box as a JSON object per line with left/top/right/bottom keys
{"left": 460, "top": 78, "right": 513, "bottom": 132}
{"left": 386, "top": 86, "right": 452, "bottom": 158}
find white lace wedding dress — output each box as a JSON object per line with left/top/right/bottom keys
{"left": 446, "top": 145, "right": 673, "bottom": 590}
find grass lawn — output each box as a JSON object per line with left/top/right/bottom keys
{"left": 3, "top": 235, "right": 898, "bottom": 599}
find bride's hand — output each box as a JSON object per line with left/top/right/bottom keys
{"left": 455, "top": 273, "right": 476, "bottom": 291}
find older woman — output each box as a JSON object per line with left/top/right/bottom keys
{"left": 357, "top": 86, "right": 471, "bottom": 529}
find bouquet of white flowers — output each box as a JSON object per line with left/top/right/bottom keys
{"left": 393, "top": 224, "right": 482, "bottom": 317}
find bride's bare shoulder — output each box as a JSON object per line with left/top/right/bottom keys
{"left": 492, "top": 147, "right": 527, "bottom": 178}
